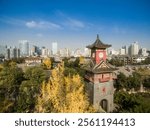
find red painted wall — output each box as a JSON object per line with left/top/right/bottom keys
{"left": 95, "top": 49, "right": 106, "bottom": 64}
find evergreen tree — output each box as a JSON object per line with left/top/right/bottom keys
{"left": 0, "top": 62, "right": 24, "bottom": 112}
{"left": 114, "top": 72, "right": 127, "bottom": 91}
{"left": 16, "top": 66, "right": 47, "bottom": 112}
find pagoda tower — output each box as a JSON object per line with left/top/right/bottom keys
{"left": 85, "top": 35, "right": 114, "bottom": 112}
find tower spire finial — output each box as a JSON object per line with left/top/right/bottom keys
{"left": 97, "top": 34, "right": 99, "bottom": 40}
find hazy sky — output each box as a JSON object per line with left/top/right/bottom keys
{"left": 0, "top": 0, "right": 150, "bottom": 50}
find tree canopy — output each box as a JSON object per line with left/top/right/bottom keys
{"left": 36, "top": 63, "right": 95, "bottom": 113}
{"left": 42, "top": 58, "right": 52, "bottom": 70}
{"left": 114, "top": 92, "right": 150, "bottom": 112}
{"left": 16, "top": 66, "right": 47, "bottom": 112}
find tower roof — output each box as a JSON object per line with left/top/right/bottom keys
{"left": 86, "top": 34, "right": 111, "bottom": 49}
{"left": 84, "top": 60, "right": 116, "bottom": 74}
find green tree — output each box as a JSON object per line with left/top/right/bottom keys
{"left": 0, "top": 62, "right": 24, "bottom": 112}
{"left": 109, "top": 58, "right": 124, "bottom": 67}
{"left": 115, "top": 72, "right": 141, "bottom": 91}
{"left": 114, "top": 92, "right": 140, "bottom": 112}
{"left": 63, "top": 58, "right": 85, "bottom": 77}
{"left": 64, "top": 67, "right": 78, "bottom": 77}
{"left": 136, "top": 68, "right": 150, "bottom": 90}
{"left": 143, "top": 77, "right": 150, "bottom": 89}
{"left": 128, "top": 72, "right": 141, "bottom": 90}
{"left": 114, "top": 92, "right": 150, "bottom": 112}
{"left": 114, "top": 72, "right": 127, "bottom": 91}
{"left": 142, "top": 57, "right": 150, "bottom": 64}
{"left": 24, "top": 67, "right": 46, "bottom": 84}
{"left": 0, "top": 62, "right": 23, "bottom": 97}
{"left": 17, "top": 81, "right": 38, "bottom": 112}
{"left": 16, "top": 66, "right": 47, "bottom": 112}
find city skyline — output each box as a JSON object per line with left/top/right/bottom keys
{"left": 0, "top": 0, "right": 150, "bottom": 50}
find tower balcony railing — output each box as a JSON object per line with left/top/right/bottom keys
{"left": 99, "top": 77, "right": 111, "bottom": 82}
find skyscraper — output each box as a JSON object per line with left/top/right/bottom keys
{"left": 5, "top": 48, "right": 10, "bottom": 59}
{"left": 0, "top": 45, "right": 7, "bottom": 56}
{"left": 52, "top": 42, "right": 58, "bottom": 55}
{"left": 128, "top": 42, "right": 139, "bottom": 56}
{"left": 119, "top": 48, "right": 125, "bottom": 55}
{"left": 19, "top": 40, "right": 29, "bottom": 57}
{"left": 122, "top": 45, "right": 128, "bottom": 55}
{"left": 29, "top": 45, "right": 39, "bottom": 56}
{"left": 41, "top": 47, "right": 51, "bottom": 57}
{"left": 6, "top": 46, "right": 20, "bottom": 59}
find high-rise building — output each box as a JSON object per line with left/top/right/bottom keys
{"left": 119, "top": 48, "right": 125, "bottom": 55}
{"left": 122, "top": 45, "right": 128, "bottom": 55}
{"left": 12, "top": 47, "right": 17, "bottom": 58}
{"left": 5, "top": 46, "right": 20, "bottom": 59}
{"left": 41, "top": 47, "right": 51, "bottom": 57}
{"left": 5, "top": 48, "right": 10, "bottom": 59}
{"left": 128, "top": 45, "right": 132, "bottom": 56}
{"left": 128, "top": 42, "right": 139, "bottom": 56}
{"left": 29, "top": 45, "right": 39, "bottom": 56}
{"left": 0, "top": 45, "right": 7, "bottom": 56}
{"left": 19, "top": 40, "right": 29, "bottom": 57}
{"left": 10, "top": 47, "right": 13, "bottom": 59}
{"left": 52, "top": 42, "right": 58, "bottom": 55}
{"left": 41, "top": 47, "right": 47, "bottom": 57}
{"left": 15, "top": 47, "right": 20, "bottom": 58}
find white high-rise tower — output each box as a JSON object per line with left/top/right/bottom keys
{"left": 52, "top": 42, "right": 58, "bottom": 55}
{"left": 19, "top": 40, "right": 29, "bottom": 57}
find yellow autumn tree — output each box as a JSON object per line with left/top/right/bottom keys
{"left": 79, "top": 56, "right": 84, "bottom": 65}
{"left": 42, "top": 58, "right": 51, "bottom": 69}
{"left": 36, "top": 63, "right": 96, "bottom": 113}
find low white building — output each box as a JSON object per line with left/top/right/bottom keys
{"left": 135, "top": 57, "right": 146, "bottom": 63}
{"left": 25, "top": 57, "right": 42, "bottom": 66}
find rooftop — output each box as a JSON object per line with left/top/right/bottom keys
{"left": 86, "top": 34, "right": 111, "bottom": 49}
{"left": 84, "top": 60, "right": 115, "bottom": 74}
